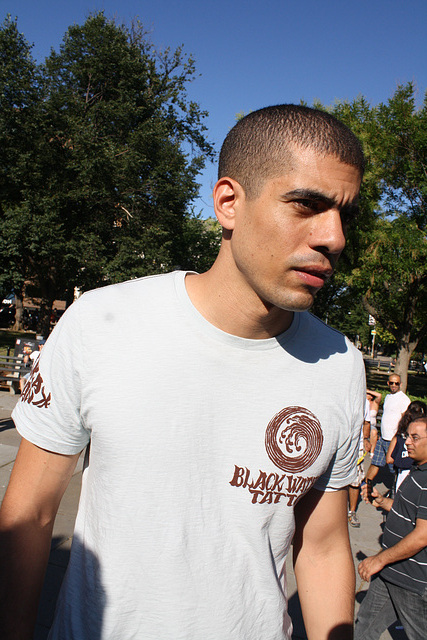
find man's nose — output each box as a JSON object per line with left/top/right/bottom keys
{"left": 309, "top": 209, "right": 346, "bottom": 256}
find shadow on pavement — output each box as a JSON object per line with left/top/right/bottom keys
{"left": 0, "top": 417, "right": 15, "bottom": 432}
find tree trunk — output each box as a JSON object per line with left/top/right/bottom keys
{"left": 37, "top": 298, "right": 54, "bottom": 338}
{"left": 394, "top": 332, "right": 419, "bottom": 394}
{"left": 36, "top": 275, "right": 59, "bottom": 337}
{"left": 394, "top": 347, "right": 412, "bottom": 393}
{"left": 12, "top": 293, "right": 24, "bottom": 331}
{"left": 64, "top": 286, "right": 75, "bottom": 309}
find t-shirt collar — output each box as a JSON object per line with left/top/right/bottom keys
{"left": 413, "top": 461, "right": 427, "bottom": 471}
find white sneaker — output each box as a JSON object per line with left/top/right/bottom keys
{"left": 348, "top": 511, "right": 360, "bottom": 527}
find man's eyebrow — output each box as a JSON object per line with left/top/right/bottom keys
{"left": 280, "top": 189, "right": 335, "bottom": 207}
{"left": 281, "top": 188, "right": 360, "bottom": 216}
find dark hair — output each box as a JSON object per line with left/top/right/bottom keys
{"left": 411, "top": 417, "right": 427, "bottom": 430}
{"left": 218, "top": 104, "right": 365, "bottom": 199}
{"left": 397, "top": 401, "right": 427, "bottom": 436}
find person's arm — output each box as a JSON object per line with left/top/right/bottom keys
{"left": 366, "top": 389, "right": 382, "bottom": 408}
{"left": 360, "top": 484, "right": 393, "bottom": 510}
{"left": 358, "top": 518, "right": 427, "bottom": 581}
{"left": 293, "top": 488, "right": 354, "bottom": 640}
{"left": 0, "top": 438, "right": 81, "bottom": 640}
{"left": 385, "top": 436, "right": 397, "bottom": 464}
{"left": 363, "top": 420, "right": 371, "bottom": 453}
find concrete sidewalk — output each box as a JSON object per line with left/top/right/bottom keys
{"left": 0, "top": 390, "right": 407, "bottom": 639}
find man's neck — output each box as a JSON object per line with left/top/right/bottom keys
{"left": 184, "top": 268, "right": 294, "bottom": 340}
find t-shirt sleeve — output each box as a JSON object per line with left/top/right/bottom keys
{"left": 314, "top": 348, "right": 366, "bottom": 492}
{"left": 402, "top": 394, "right": 411, "bottom": 412}
{"left": 12, "top": 299, "right": 90, "bottom": 454}
{"left": 416, "top": 480, "right": 427, "bottom": 521}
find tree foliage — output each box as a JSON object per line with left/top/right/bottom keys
{"left": 313, "top": 84, "right": 427, "bottom": 391}
{"left": 0, "top": 13, "right": 216, "bottom": 335}
{"left": 0, "top": 16, "right": 43, "bottom": 327}
{"left": 353, "top": 215, "right": 427, "bottom": 389}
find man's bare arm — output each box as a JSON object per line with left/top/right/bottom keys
{"left": 358, "top": 518, "right": 427, "bottom": 581}
{"left": 0, "top": 438, "right": 81, "bottom": 640}
{"left": 293, "top": 488, "right": 354, "bottom": 640}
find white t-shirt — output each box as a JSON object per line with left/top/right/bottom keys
{"left": 364, "top": 399, "right": 370, "bottom": 423}
{"left": 29, "top": 350, "right": 40, "bottom": 363}
{"left": 380, "top": 390, "right": 411, "bottom": 440}
{"left": 12, "top": 271, "right": 365, "bottom": 640}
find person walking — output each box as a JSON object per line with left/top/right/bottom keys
{"left": 348, "top": 399, "right": 371, "bottom": 527}
{"left": 386, "top": 401, "right": 427, "bottom": 492}
{"left": 355, "top": 416, "right": 427, "bottom": 640}
{"left": 366, "top": 388, "right": 381, "bottom": 454}
{"left": 365, "top": 374, "right": 410, "bottom": 486}
{"left": 0, "top": 105, "right": 365, "bottom": 640}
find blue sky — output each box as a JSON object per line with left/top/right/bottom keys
{"left": 3, "top": 0, "right": 427, "bottom": 218}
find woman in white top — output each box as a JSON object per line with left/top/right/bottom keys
{"left": 366, "top": 389, "right": 382, "bottom": 456}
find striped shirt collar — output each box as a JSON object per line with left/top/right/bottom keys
{"left": 412, "top": 461, "right": 427, "bottom": 471}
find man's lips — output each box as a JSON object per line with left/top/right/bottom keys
{"left": 293, "top": 266, "right": 334, "bottom": 288}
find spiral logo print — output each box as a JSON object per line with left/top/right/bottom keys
{"left": 265, "top": 406, "right": 323, "bottom": 472}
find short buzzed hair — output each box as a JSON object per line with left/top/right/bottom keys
{"left": 218, "top": 104, "right": 365, "bottom": 199}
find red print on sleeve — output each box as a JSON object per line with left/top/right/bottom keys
{"left": 21, "top": 362, "right": 52, "bottom": 409}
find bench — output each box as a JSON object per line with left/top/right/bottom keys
{"left": 0, "top": 354, "right": 30, "bottom": 394}
{"left": 364, "top": 358, "right": 379, "bottom": 368}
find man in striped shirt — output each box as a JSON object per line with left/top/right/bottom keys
{"left": 355, "top": 417, "right": 427, "bottom": 640}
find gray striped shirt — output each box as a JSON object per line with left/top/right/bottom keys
{"left": 381, "top": 462, "right": 427, "bottom": 595}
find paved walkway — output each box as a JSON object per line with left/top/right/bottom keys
{"left": 0, "top": 390, "right": 407, "bottom": 639}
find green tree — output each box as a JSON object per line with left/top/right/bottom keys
{"left": 312, "top": 275, "right": 371, "bottom": 348}
{"left": 0, "top": 16, "right": 42, "bottom": 328}
{"left": 319, "top": 84, "right": 427, "bottom": 391}
{"left": 351, "top": 216, "right": 427, "bottom": 390}
{"left": 179, "top": 216, "right": 222, "bottom": 274}
{"left": 0, "top": 13, "right": 215, "bottom": 336}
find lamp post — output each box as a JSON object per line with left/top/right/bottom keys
{"left": 368, "top": 315, "right": 376, "bottom": 359}
{"left": 371, "top": 329, "right": 376, "bottom": 358}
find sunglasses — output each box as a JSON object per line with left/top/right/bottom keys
{"left": 388, "top": 382, "right": 400, "bottom": 386}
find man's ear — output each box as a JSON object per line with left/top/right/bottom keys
{"left": 213, "top": 177, "right": 245, "bottom": 230}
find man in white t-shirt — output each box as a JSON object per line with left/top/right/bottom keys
{"left": 0, "top": 105, "right": 365, "bottom": 640}
{"left": 366, "top": 374, "right": 410, "bottom": 485}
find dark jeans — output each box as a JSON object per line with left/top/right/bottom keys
{"left": 355, "top": 575, "right": 427, "bottom": 640}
